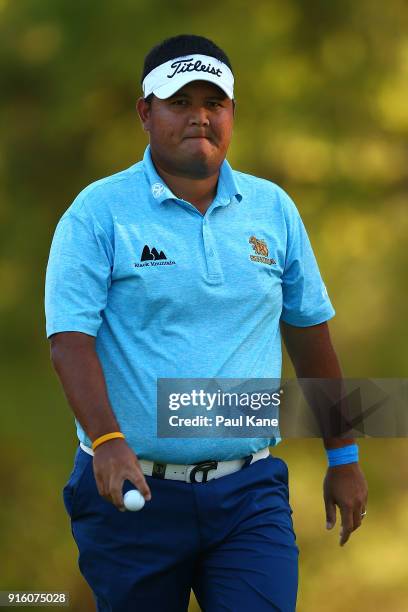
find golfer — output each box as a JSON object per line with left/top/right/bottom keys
{"left": 45, "top": 34, "right": 368, "bottom": 611}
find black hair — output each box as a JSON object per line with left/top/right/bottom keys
{"left": 141, "top": 34, "right": 233, "bottom": 102}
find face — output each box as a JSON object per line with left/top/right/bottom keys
{"left": 137, "top": 80, "right": 235, "bottom": 179}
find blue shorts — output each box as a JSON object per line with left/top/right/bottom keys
{"left": 63, "top": 446, "right": 299, "bottom": 611}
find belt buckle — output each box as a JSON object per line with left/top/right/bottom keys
{"left": 152, "top": 462, "right": 167, "bottom": 479}
{"left": 189, "top": 460, "right": 218, "bottom": 483}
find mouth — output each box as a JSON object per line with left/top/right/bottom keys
{"left": 183, "top": 136, "right": 213, "bottom": 144}
{"left": 184, "top": 134, "right": 212, "bottom": 140}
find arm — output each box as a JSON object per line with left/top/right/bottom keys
{"left": 280, "top": 320, "right": 368, "bottom": 545}
{"left": 280, "top": 320, "right": 353, "bottom": 450}
{"left": 50, "top": 331, "right": 151, "bottom": 509}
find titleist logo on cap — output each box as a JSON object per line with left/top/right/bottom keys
{"left": 142, "top": 54, "right": 234, "bottom": 100}
{"left": 166, "top": 58, "right": 223, "bottom": 80}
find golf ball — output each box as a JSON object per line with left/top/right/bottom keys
{"left": 123, "top": 489, "right": 145, "bottom": 512}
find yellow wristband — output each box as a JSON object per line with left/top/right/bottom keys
{"left": 92, "top": 431, "right": 125, "bottom": 451}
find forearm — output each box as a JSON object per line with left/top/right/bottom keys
{"left": 281, "top": 321, "right": 355, "bottom": 450}
{"left": 50, "top": 332, "right": 121, "bottom": 443}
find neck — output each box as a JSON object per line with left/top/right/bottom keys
{"left": 151, "top": 155, "right": 220, "bottom": 215}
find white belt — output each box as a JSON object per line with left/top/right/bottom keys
{"left": 79, "top": 442, "right": 270, "bottom": 483}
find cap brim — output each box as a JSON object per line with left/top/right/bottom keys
{"left": 153, "top": 74, "right": 233, "bottom": 100}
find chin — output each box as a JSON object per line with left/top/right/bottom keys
{"left": 179, "top": 147, "right": 219, "bottom": 177}
{"left": 187, "top": 155, "right": 219, "bottom": 178}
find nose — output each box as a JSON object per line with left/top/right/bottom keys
{"left": 188, "top": 106, "right": 210, "bottom": 127}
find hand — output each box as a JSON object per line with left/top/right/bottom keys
{"left": 93, "top": 438, "right": 152, "bottom": 512}
{"left": 323, "top": 462, "right": 368, "bottom": 546}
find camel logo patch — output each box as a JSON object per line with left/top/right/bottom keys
{"left": 249, "top": 236, "right": 276, "bottom": 265}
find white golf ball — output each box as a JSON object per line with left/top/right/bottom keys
{"left": 123, "top": 489, "right": 145, "bottom": 512}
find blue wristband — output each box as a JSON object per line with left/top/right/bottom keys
{"left": 326, "top": 443, "right": 359, "bottom": 467}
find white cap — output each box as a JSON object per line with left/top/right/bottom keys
{"left": 142, "top": 54, "right": 234, "bottom": 100}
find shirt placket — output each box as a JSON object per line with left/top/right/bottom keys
{"left": 202, "top": 215, "right": 222, "bottom": 281}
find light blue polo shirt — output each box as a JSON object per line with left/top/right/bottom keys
{"left": 45, "top": 144, "right": 335, "bottom": 463}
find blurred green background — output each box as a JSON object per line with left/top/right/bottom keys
{"left": 1, "top": 0, "right": 407, "bottom": 610}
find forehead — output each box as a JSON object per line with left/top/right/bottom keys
{"left": 168, "top": 80, "right": 227, "bottom": 98}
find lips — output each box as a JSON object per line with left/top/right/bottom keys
{"left": 184, "top": 133, "right": 211, "bottom": 140}
{"left": 183, "top": 135, "right": 213, "bottom": 143}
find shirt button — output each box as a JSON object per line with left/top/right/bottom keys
{"left": 209, "top": 249, "right": 214, "bottom": 257}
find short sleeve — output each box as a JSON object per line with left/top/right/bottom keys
{"left": 279, "top": 189, "right": 335, "bottom": 327}
{"left": 44, "top": 211, "right": 113, "bottom": 338}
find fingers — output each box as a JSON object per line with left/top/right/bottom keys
{"left": 130, "top": 467, "right": 152, "bottom": 502}
{"left": 325, "top": 499, "right": 337, "bottom": 530}
{"left": 339, "top": 504, "right": 367, "bottom": 546}
{"left": 339, "top": 506, "right": 354, "bottom": 546}
{"left": 105, "top": 468, "right": 152, "bottom": 512}
{"left": 95, "top": 473, "right": 123, "bottom": 510}
{"left": 324, "top": 464, "right": 368, "bottom": 546}
{"left": 93, "top": 444, "right": 152, "bottom": 512}
{"left": 352, "top": 507, "right": 363, "bottom": 531}
{"left": 109, "top": 474, "right": 127, "bottom": 512}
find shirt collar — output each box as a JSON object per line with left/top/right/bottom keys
{"left": 142, "top": 144, "right": 242, "bottom": 207}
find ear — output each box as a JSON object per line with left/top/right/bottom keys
{"left": 136, "top": 97, "right": 152, "bottom": 132}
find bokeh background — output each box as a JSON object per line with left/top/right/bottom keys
{"left": 1, "top": 0, "right": 407, "bottom": 610}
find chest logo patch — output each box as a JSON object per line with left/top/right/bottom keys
{"left": 135, "top": 244, "right": 176, "bottom": 268}
{"left": 249, "top": 235, "right": 276, "bottom": 265}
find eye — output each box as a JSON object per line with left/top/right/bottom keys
{"left": 208, "top": 101, "right": 223, "bottom": 109}
{"left": 172, "top": 99, "right": 188, "bottom": 106}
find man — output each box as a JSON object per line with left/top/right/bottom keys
{"left": 45, "top": 34, "right": 368, "bottom": 611}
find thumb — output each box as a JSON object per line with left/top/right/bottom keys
{"left": 325, "top": 500, "right": 337, "bottom": 530}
